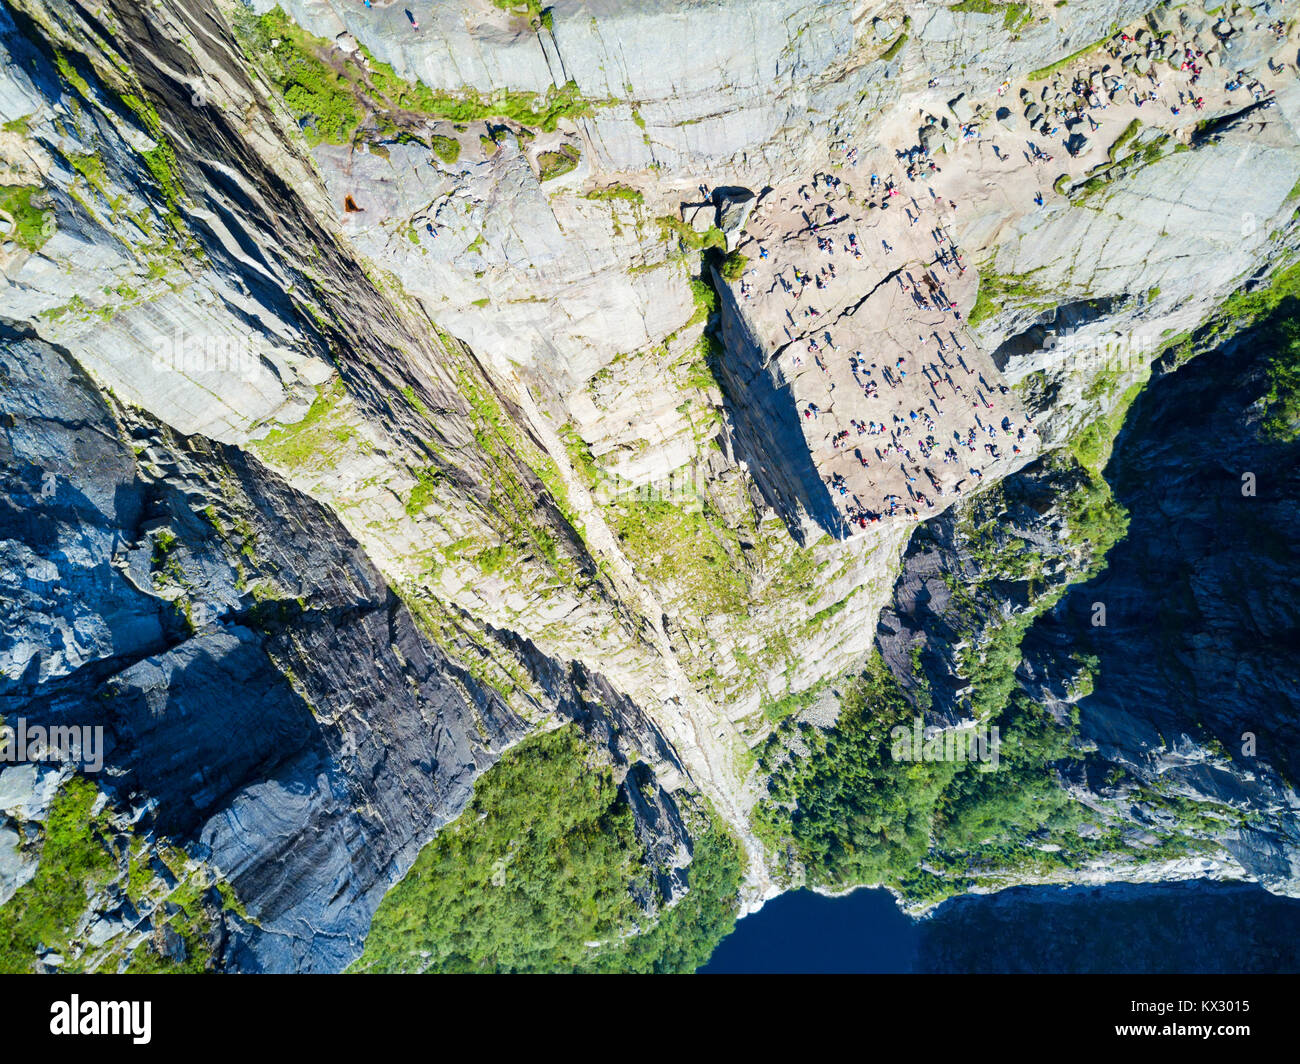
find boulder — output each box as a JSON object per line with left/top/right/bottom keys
{"left": 87, "top": 900, "right": 141, "bottom": 947}
{"left": 685, "top": 203, "right": 716, "bottom": 234}
{"left": 714, "top": 187, "right": 756, "bottom": 249}
{"left": 160, "top": 925, "right": 189, "bottom": 963}
{"left": 873, "top": 17, "right": 900, "bottom": 42}
{"left": 0, "top": 823, "right": 36, "bottom": 906}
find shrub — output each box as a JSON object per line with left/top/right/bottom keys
{"left": 430, "top": 134, "right": 461, "bottom": 164}
{"left": 0, "top": 185, "right": 54, "bottom": 250}
{"left": 537, "top": 143, "right": 580, "bottom": 181}
{"left": 720, "top": 251, "right": 748, "bottom": 281}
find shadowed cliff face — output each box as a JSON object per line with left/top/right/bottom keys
{"left": 874, "top": 451, "right": 1094, "bottom": 724}
{"left": 1064, "top": 323, "right": 1300, "bottom": 784}
{"left": 0, "top": 326, "right": 695, "bottom": 971}
{"left": 0, "top": 326, "right": 528, "bottom": 971}
{"left": 871, "top": 305, "right": 1300, "bottom": 897}
{"left": 1024, "top": 312, "right": 1300, "bottom": 893}
{"left": 710, "top": 262, "right": 849, "bottom": 543}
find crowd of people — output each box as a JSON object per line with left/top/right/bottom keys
{"left": 742, "top": 167, "right": 1036, "bottom": 529}
{"left": 1013, "top": 21, "right": 1278, "bottom": 157}
{"left": 724, "top": 14, "right": 1300, "bottom": 532}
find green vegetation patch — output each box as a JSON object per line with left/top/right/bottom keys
{"left": 493, "top": 0, "right": 545, "bottom": 21}
{"left": 968, "top": 270, "right": 1052, "bottom": 327}
{"left": 353, "top": 724, "right": 742, "bottom": 972}
{"left": 586, "top": 813, "right": 743, "bottom": 974}
{"left": 255, "top": 376, "right": 355, "bottom": 468}
{"left": 584, "top": 182, "right": 644, "bottom": 205}
{"left": 0, "top": 778, "right": 116, "bottom": 972}
{"left": 1260, "top": 318, "right": 1300, "bottom": 441}
{"left": 430, "top": 134, "right": 461, "bottom": 164}
{"left": 68, "top": 151, "right": 106, "bottom": 191}
{"left": 537, "top": 143, "right": 580, "bottom": 181}
{"left": 405, "top": 466, "right": 441, "bottom": 516}
{"left": 0, "top": 184, "right": 54, "bottom": 251}
{"left": 455, "top": 366, "right": 583, "bottom": 571}
{"left": 610, "top": 496, "right": 748, "bottom": 616}
{"left": 141, "top": 141, "right": 185, "bottom": 212}
{"left": 880, "top": 32, "right": 909, "bottom": 62}
{"left": 755, "top": 637, "right": 1173, "bottom": 904}
{"left": 238, "top": 8, "right": 361, "bottom": 145}
{"left": 235, "top": 7, "right": 604, "bottom": 151}
{"left": 949, "top": 0, "right": 1032, "bottom": 31}
{"left": 687, "top": 277, "right": 719, "bottom": 326}
{"left": 760, "top": 675, "right": 831, "bottom": 724}
{"left": 1107, "top": 118, "right": 1142, "bottom": 163}
{"left": 754, "top": 655, "right": 960, "bottom": 891}
{"left": 1027, "top": 35, "right": 1109, "bottom": 80}
{"left": 1070, "top": 129, "right": 1170, "bottom": 202}
{"left": 0, "top": 778, "right": 235, "bottom": 973}
{"left": 656, "top": 215, "right": 726, "bottom": 253}
{"left": 53, "top": 50, "right": 93, "bottom": 100}
{"left": 720, "top": 251, "right": 749, "bottom": 282}
{"left": 1061, "top": 458, "right": 1131, "bottom": 561}
{"left": 1217, "top": 259, "right": 1300, "bottom": 325}
{"left": 1070, "top": 378, "right": 1146, "bottom": 472}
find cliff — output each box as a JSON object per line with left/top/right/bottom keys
{"left": 2, "top": 0, "right": 1298, "bottom": 971}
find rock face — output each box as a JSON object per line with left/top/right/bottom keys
{"left": 874, "top": 311, "right": 1300, "bottom": 898}
{"left": 0, "top": 325, "right": 690, "bottom": 971}
{"left": 1027, "top": 327, "right": 1300, "bottom": 895}
{"left": 3, "top": 0, "right": 1300, "bottom": 971}
{"left": 265, "top": 0, "right": 1162, "bottom": 178}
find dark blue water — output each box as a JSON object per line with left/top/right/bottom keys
{"left": 703, "top": 887, "right": 919, "bottom": 973}
{"left": 704, "top": 881, "right": 1300, "bottom": 973}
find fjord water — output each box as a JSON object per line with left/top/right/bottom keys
{"left": 703, "top": 887, "right": 919, "bottom": 973}
{"left": 703, "top": 881, "right": 1300, "bottom": 973}
{"left": 705, "top": 316, "right": 1300, "bottom": 974}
